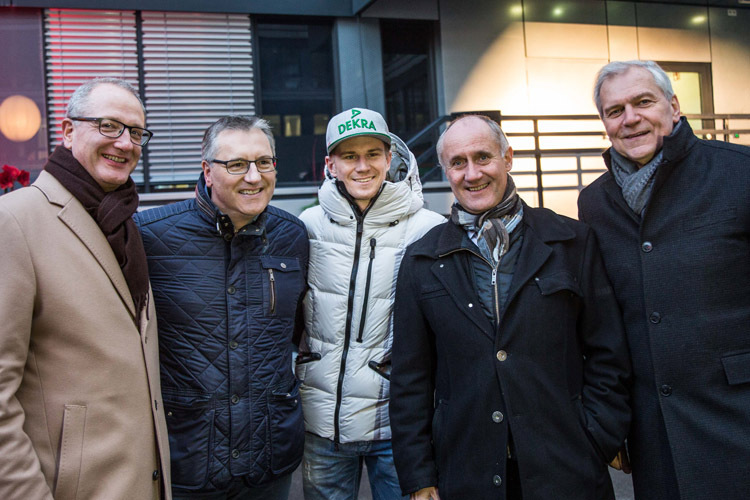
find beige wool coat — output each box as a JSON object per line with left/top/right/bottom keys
{"left": 0, "top": 171, "right": 171, "bottom": 499}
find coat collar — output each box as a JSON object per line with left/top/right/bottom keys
{"left": 411, "top": 200, "right": 575, "bottom": 259}
{"left": 600, "top": 117, "right": 699, "bottom": 220}
{"left": 34, "top": 170, "right": 137, "bottom": 320}
{"left": 194, "top": 171, "right": 267, "bottom": 239}
{"left": 410, "top": 202, "right": 576, "bottom": 340}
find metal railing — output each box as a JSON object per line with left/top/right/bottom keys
{"left": 412, "top": 112, "right": 750, "bottom": 208}
{"left": 139, "top": 112, "right": 750, "bottom": 212}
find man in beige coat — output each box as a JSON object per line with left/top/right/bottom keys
{"left": 0, "top": 78, "right": 170, "bottom": 499}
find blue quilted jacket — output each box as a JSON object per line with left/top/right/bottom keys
{"left": 135, "top": 174, "right": 308, "bottom": 491}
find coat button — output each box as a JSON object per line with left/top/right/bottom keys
{"left": 496, "top": 350, "right": 507, "bottom": 362}
{"left": 493, "top": 475, "right": 503, "bottom": 486}
{"left": 660, "top": 384, "right": 672, "bottom": 396}
{"left": 152, "top": 470, "right": 160, "bottom": 481}
{"left": 231, "top": 394, "right": 240, "bottom": 404}
{"left": 280, "top": 262, "right": 287, "bottom": 269}
{"left": 649, "top": 312, "right": 661, "bottom": 324}
{"left": 492, "top": 411, "right": 504, "bottom": 423}
{"left": 468, "top": 303, "right": 474, "bottom": 308}
{"left": 229, "top": 340, "right": 239, "bottom": 350}
{"left": 642, "top": 241, "right": 653, "bottom": 252}
{"left": 232, "top": 449, "right": 240, "bottom": 459}
{"left": 227, "top": 286, "right": 236, "bottom": 295}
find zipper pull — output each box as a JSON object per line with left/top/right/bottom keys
{"left": 369, "top": 238, "right": 376, "bottom": 259}
{"left": 268, "top": 268, "right": 276, "bottom": 315}
{"left": 491, "top": 267, "right": 497, "bottom": 286}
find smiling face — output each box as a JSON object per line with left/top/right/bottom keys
{"left": 202, "top": 128, "right": 276, "bottom": 229}
{"left": 599, "top": 67, "right": 681, "bottom": 167}
{"left": 440, "top": 116, "right": 513, "bottom": 214}
{"left": 62, "top": 83, "right": 145, "bottom": 191}
{"left": 327, "top": 136, "right": 391, "bottom": 211}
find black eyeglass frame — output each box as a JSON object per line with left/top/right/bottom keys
{"left": 69, "top": 116, "right": 153, "bottom": 146}
{"left": 210, "top": 157, "right": 278, "bottom": 175}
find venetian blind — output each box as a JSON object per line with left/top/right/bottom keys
{"left": 44, "top": 9, "right": 256, "bottom": 187}
{"left": 44, "top": 9, "right": 140, "bottom": 155}
{"left": 141, "top": 11, "right": 255, "bottom": 185}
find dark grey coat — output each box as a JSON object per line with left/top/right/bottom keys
{"left": 390, "top": 204, "right": 631, "bottom": 500}
{"left": 578, "top": 118, "right": 750, "bottom": 500}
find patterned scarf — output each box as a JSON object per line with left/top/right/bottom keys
{"left": 610, "top": 120, "right": 681, "bottom": 216}
{"left": 450, "top": 174, "right": 523, "bottom": 266}
{"left": 45, "top": 145, "right": 149, "bottom": 326}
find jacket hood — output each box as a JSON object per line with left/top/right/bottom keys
{"left": 319, "top": 132, "right": 426, "bottom": 225}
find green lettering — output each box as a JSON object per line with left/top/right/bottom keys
{"left": 346, "top": 121, "right": 353, "bottom": 131}
{"left": 352, "top": 118, "right": 360, "bottom": 128}
{"left": 368, "top": 120, "right": 376, "bottom": 130}
{"left": 360, "top": 119, "right": 369, "bottom": 129}
{"left": 338, "top": 124, "right": 346, "bottom": 134}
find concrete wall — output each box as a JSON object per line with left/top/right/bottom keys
{"left": 437, "top": 0, "right": 750, "bottom": 121}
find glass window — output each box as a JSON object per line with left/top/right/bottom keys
{"left": 257, "top": 20, "right": 335, "bottom": 185}
{"left": 0, "top": 8, "right": 49, "bottom": 182}
{"left": 380, "top": 19, "right": 438, "bottom": 179}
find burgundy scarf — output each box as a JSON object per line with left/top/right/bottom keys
{"left": 45, "top": 145, "right": 149, "bottom": 325}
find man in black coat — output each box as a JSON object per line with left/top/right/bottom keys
{"left": 578, "top": 60, "right": 750, "bottom": 500}
{"left": 390, "top": 114, "right": 631, "bottom": 500}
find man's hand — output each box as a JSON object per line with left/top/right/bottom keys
{"left": 608, "top": 444, "right": 632, "bottom": 474}
{"left": 411, "top": 486, "right": 441, "bottom": 499}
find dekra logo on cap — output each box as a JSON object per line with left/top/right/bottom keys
{"left": 338, "top": 109, "right": 378, "bottom": 134}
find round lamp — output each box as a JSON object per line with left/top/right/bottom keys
{"left": 0, "top": 95, "right": 42, "bottom": 142}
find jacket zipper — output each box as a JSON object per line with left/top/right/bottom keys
{"left": 334, "top": 213, "right": 365, "bottom": 448}
{"left": 356, "top": 238, "right": 377, "bottom": 342}
{"left": 268, "top": 268, "right": 276, "bottom": 315}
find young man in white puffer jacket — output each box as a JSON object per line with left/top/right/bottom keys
{"left": 297, "top": 108, "right": 444, "bottom": 500}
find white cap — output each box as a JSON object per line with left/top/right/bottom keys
{"left": 326, "top": 108, "right": 391, "bottom": 154}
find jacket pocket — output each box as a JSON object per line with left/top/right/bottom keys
{"left": 533, "top": 271, "right": 582, "bottom": 297}
{"left": 683, "top": 207, "right": 737, "bottom": 232}
{"left": 54, "top": 405, "right": 87, "bottom": 500}
{"left": 573, "top": 395, "right": 608, "bottom": 463}
{"left": 163, "top": 391, "right": 215, "bottom": 490}
{"left": 267, "top": 379, "right": 304, "bottom": 474}
{"left": 432, "top": 399, "right": 449, "bottom": 491}
{"left": 261, "top": 255, "right": 303, "bottom": 317}
{"left": 722, "top": 351, "right": 750, "bottom": 385}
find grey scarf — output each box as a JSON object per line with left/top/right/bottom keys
{"left": 610, "top": 120, "right": 681, "bottom": 215}
{"left": 450, "top": 174, "right": 523, "bottom": 266}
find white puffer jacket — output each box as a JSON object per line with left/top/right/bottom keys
{"left": 298, "top": 135, "right": 444, "bottom": 444}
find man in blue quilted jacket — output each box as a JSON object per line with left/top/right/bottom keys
{"left": 135, "top": 115, "right": 308, "bottom": 499}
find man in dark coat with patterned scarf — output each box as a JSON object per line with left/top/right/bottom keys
{"left": 578, "top": 60, "right": 750, "bottom": 500}
{"left": 390, "top": 114, "right": 631, "bottom": 500}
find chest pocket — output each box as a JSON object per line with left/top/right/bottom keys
{"left": 533, "top": 271, "right": 582, "bottom": 298}
{"left": 261, "top": 255, "right": 303, "bottom": 317}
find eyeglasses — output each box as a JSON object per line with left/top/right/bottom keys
{"left": 211, "top": 157, "right": 278, "bottom": 175}
{"left": 69, "top": 117, "right": 153, "bottom": 146}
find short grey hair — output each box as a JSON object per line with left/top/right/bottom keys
{"left": 66, "top": 77, "right": 146, "bottom": 118}
{"left": 202, "top": 115, "right": 276, "bottom": 163}
{"left": 593, "top": 60, "right": 674, "bottom": 117}
{"left": 436, "top": 114, "right": 509, "bottom": 168}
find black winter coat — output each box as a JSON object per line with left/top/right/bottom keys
{"left": 390, "top": 204, "right": 631, "bottom": 500}
{"left": 135, "top": 175, "right": 308, "bottom": 491}
{"left": 578, "top": 119, "right": 750, "bottom": 500}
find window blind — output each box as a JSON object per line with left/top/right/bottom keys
{"left": 141, "top": 11, "right": 255, "bottom": 185}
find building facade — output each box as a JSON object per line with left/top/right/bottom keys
{"left": 1, "top": 0, "right": 749, "bottom": 216}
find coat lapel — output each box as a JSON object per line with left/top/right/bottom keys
{"left": 429, "top": 221, "right": 495, "bottom": 340}
{"left": 504, "top": 206, "right": 575, "bottom": 312}
{"left": 430, "top": 255, "right": 494, "bottom": 341}
{"left": 36, "top": 171, "right": 137, "bottom": 320}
